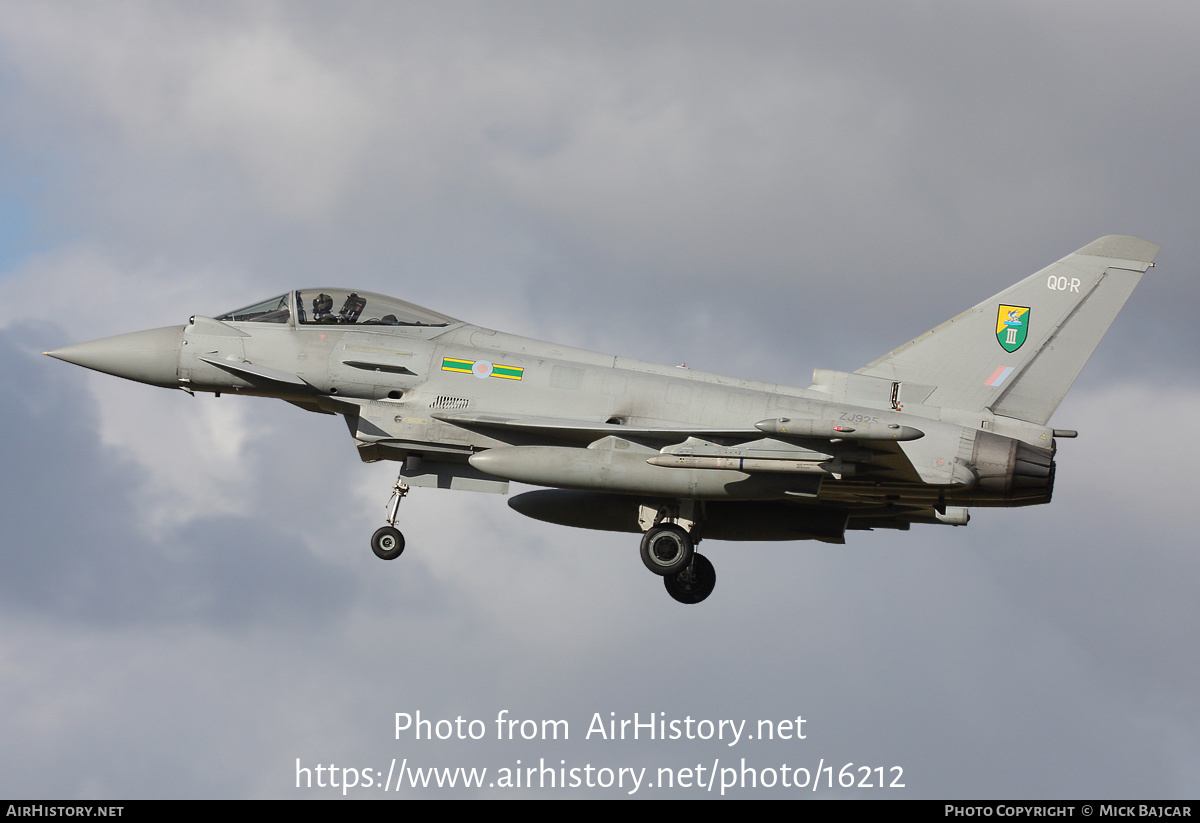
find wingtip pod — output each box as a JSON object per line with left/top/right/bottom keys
{"left": 1075, "top": 235, "right": 1160, "bottom": 266}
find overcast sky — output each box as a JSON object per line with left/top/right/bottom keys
{"left": 1, "top": 1, "right": 1198, "bottom": 798}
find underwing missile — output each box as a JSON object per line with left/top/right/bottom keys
{"left": 755, "top": 418, "right": 925, "bottom": 441}
{"left": 645, "top": 455, "right": 854, "bottom": 476}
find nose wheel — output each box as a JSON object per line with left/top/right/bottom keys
{"left": 371, "top": 477, "right": 410, "bottom": 560}
{"left": 371, "top": 526, "right": 405, "bottom": 560}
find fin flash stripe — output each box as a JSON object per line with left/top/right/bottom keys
{"left": 985, "top": 365, "right": 1015, "bottom": 387}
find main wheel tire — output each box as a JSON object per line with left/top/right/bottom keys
{"left": 639, "top": 524, "right": 693, "bottom": 576}
{"left": 371, "top": 526, "right": 405, "bottom": 560}
{"left": 664, "top": 553, "right": 716, "bottom": 604}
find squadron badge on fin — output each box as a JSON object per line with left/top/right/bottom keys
{"left": 996, "top": 305, "right": 1029, "bottom": 353}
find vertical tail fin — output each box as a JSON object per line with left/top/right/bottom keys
{"left": 857, "top": 236, "right": 1158, "bottom": 424}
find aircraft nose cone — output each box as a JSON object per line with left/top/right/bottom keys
{"left": 46, "top": 326, "right": 185, "bottom": 388}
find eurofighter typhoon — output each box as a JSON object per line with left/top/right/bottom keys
{"left": 46, "top": 236, "right": 1157, "bottom": 603}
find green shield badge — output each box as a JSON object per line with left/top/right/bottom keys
{"left": 996, "top": 305, "right": 1029, "bottom": 353}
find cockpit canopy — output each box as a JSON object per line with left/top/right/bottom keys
{"left": 216, "top": 289, "right": 457, "bottom": 327}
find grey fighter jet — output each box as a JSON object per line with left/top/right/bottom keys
{"left": 46, "top": 235, "right": 1157, "bottom": 603}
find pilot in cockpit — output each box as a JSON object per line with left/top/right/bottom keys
{"left": 312, "top": 293, "right": 335, "bottom": 322}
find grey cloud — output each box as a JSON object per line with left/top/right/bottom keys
{"left": 0, "top": 326, "right": 358, "bottom": 629}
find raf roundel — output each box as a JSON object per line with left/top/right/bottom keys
{"left": 471, "top": 360, "right": 493, "bottom": 379}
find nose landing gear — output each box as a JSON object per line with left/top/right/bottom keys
{"left": 371, "top": 477, "right": 409, "bottom": 560}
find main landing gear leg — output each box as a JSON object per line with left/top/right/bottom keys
{"left": 371, "top": 477, "right": 409, "bottom": 560}
{"left": 637, "top": 501, "right": 716, "bottom": 603}
{"left": 664, "top": 554, "right": 716, "bottom": 604}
